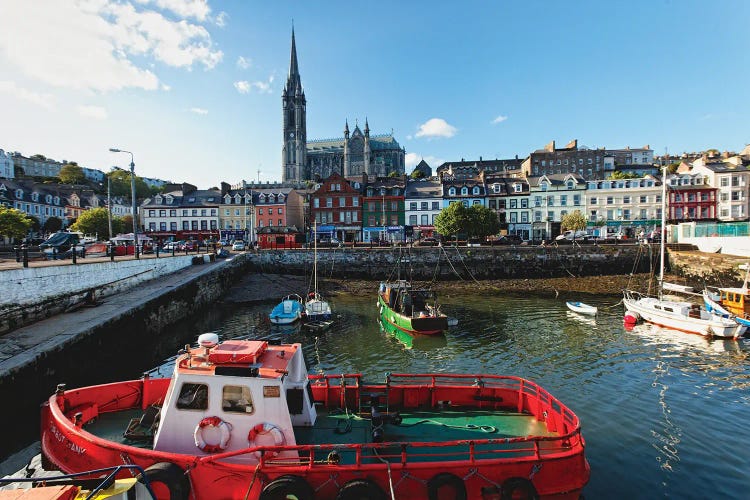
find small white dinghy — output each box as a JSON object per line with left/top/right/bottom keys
{"left": 566, "top": 301, "right": 598, "bottom": 316}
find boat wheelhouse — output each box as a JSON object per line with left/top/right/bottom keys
{"left": 41, "top": 335, "right": 590, "bottom": 500}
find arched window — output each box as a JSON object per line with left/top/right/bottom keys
{"left": 472, "top": 186, "right": 480, "bottom": 195}
{"left": 448, "top": 187, "right": 456, "bottom": 196}
{"left": 461, "top": 187, "right": 468, "bottom": 195}
{"left": 567, "top": 181, "right": 575, "bottom": 190}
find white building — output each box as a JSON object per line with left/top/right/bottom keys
{"left": 0, "top": 149, "right": 14, "bottom": 179}
{"left": 690, "top": 155, "right": 750, "bottom": 221}
{"left": 404, "top": 179, "right": 442, "bottom": 239}
{"left": 585, "top": 175, "right": 662, "bottom": 237}
{"left": 528, "top": 173, "right": 586, "bottom": 240}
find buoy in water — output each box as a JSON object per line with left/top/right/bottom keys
{"left": 623, "top": 311, "right": 639, "bottom": 326}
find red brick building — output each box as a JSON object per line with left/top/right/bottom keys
{"left": 309, "top": 173, "right": 362, "bottom": 243}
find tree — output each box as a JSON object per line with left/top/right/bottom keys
{"left": 608, "top": 171, "right": 638, "bottom": 180}
{"left": 434, "top": 202, "right": 468, "bottom": 240}
{"left": 388, "top": 171, "right": 399, "bottom": 178}
{"left": 410, "top": 169, "right": 426, "bottom": 179}
{"left": 71, "top": 207, "right": 116, "bottom": 238}
{"left": 561, "top": 210, "right": 587, "bottom": 232}
{"left": 108, "top": 170, "right": 151, "bottom": 199}
{"left": 0, "top": 206, "right": 33, "bottom": 239}
{"left": 26, "top": 215, "right": 41, "bottom": 232}
{"left": 43, "top": 216, "right": 63, "bottom": 233}
{"left": 59, "top": 163, "right": 86, "bottom": 184}
{"left": 467, "top": 204, "right": 501, "bottom": 238}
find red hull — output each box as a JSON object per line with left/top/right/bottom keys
{"left": 41, "top": 374, "right": 589, "bottom": 499}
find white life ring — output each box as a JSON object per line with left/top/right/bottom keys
{"left": 247, "top": 422, "right": 286, "bottom": 459}
{"left": 194, "top": 416, "right": 232, "bottom": 453}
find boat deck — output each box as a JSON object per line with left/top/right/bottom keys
{"left": 83, "top": 406, "right": 554, "bottom": 463}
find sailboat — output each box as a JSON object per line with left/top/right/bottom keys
{"left": 623, "top": 166, "right": 746, "bottom": 339}
{"left": 304, "top": 222, "right": 332, "bottom": 323}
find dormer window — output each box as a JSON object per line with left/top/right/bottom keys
{"left": 259, "top": 194, "right": 266, "bottom": 203}
{"left": 461, "top": 187, "right": 468, "bottom": 196}
{"left": 155, "top": 195, "right": 162, "bottom": 204}
{"left": 566, "top": 181, "right": 575, "bottom": 190}
{"left": 380, "top": 188, "right": 386, "bottom": 196}
{"left": 46, "top": 194, "right": 52, "bottom": 203}
{"left": 278, "top": 194, "right": 285, "bottom": 202}
{"left": 15, "top": 189, "right": 23, "bottom": 199}
{"left": 166, "top": 195, "right": 173, "bottom": 205}
{"left": 224, "top": 194, "right": 231, "bottom": 204}
{"left": 54, "top": 196, "right": 60, "bottom": 205}
{"left": 540, "top": 182, "right": 548, "bottom": 192}
{"left": 513, "top": 184, "right": 522, "bottom": 193}
{"left": 234, "top": 194, "right": 241, "bottom": 204}
{"left": 472, "top": 186, "right": 480, "bottom": 195}
{"left": 448, "top": 187, "right": 456, "bottom": 196}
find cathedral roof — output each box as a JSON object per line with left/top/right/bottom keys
{"left": 306, "top": 133, "right": 402, "bottom": 153}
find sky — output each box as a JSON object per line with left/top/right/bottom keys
{"left": 1, "top": 0, "right": 748, "bottom": 189}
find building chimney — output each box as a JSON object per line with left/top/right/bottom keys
{"left": 545, "top": 140, "right": 555, "bottom": 152}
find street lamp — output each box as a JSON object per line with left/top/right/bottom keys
{"left": 109, "top": 148, "right": 139, "bottom": 259}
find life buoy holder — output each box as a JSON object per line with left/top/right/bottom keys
{"left": 248, "top": 422, "right": 286, "bottom": 459}
{"left": 194, "top": 416, "right": 232, "bottom": 453}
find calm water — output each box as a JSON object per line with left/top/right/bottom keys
{"left": 12, "top": 290, "right": 750, "bottom": 498}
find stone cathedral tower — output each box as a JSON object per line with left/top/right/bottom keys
{"left": 281, "top": 29, "right": 306, "bottom": 183}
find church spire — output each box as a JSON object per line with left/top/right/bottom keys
{"left": 286, "top": 28, "right": 301, "bottom": 95}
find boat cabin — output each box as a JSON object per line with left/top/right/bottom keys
{"left": 152, "top": 334, "right": 316, "bottom": 460}
{"left": 380, "top": 280, "right": 439, "bottom": 318}
{"left": 719, "top": 287, "right": 750, "bottom": 319}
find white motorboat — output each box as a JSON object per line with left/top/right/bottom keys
{"left": 566, "top": 301, "right": 598, "bottom": 316}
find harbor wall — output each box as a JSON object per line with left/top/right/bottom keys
{"left": 0, "top": 256, "right": 249, "bottom": 458}
{"left": 243, "top": 244, "right": 653, "bottom": 280}
{"left": 0, "top": 255, "right": 205, "bottom": 334}
{"left": 667, "top": 250, "right": 750, "bottom": 288}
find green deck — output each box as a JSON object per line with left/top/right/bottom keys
{"left": 85, "top": 407, "right": 555, "bottom": 463}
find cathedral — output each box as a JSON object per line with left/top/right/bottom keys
{"left": 281, "top": 30, "right": 405, "bottom": 183}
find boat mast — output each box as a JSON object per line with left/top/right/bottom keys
{"left": 313, "top": 220, "right": 318, "bottom": 295}
{"left": 659, "top": 163, "right": 667, "bottom": 300}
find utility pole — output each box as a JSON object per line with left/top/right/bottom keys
{"left": 107, "top": 173, "right": 113, "bottom": 240}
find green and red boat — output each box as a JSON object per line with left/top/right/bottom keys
{"left": 40, "top": 334, "right": 590, "bottom": 499}
{"left": 378, "top": 280, "right": 449, "bottom": 338}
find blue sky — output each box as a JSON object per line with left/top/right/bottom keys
{"left": 1, "top": 0, "right": 748, "bottom": 188}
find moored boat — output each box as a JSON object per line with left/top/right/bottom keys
{"left": 269, "top": 294, "right": 304, "bottom": 325}
{"left": 378, "top": 280, "right": 448, "bottom": 336}
{"left": 566, "top": 301, "right": 598, "bottom": 316}
{"left": 41, "top": 334, "right": 590, "bottom": 500}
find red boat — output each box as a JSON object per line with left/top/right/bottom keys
{"left": 41, "top": 334, "right": 589, "bottom": 499}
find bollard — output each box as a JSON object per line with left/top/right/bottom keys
{"left": 81, "top": 246, "right": 86, "bottom": 259}
{"left": 72, "top": 246, "right": 77, "bottom": 264}
{"left": 15, "top": 246, "right": 20, "bottom": 263}
{"left": 22, "top": 245, "right": 29, "bottom": 268}
{"left": 135, "top": 244, "right": 140, "bottom": 260}
{"left": 172, "top": 246, "right": 175, "bottom": 257}
{"left": 109, "top": 243, "right": 115, "bottom": 262}
{"left": 156, "top": 246, "right": 160, "bottom": 258}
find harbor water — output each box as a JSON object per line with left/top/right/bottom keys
{"left": 6, "top": 291, "right": 750, "bottom": 498}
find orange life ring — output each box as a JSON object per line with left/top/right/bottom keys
{"left": 194, "top": 416, "right": 232, "bottom": 453}
{"left": 247, "top": 422, "right": 286, "bottom": 459}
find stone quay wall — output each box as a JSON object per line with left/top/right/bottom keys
{"left": 244, "top": 244, "right": 652, "bottom": 280}
{"left": 0, "top": 256, "right": 248, "bottom": 457}
{"left": 0, "top": 255, "right": 200, "bottom": 334}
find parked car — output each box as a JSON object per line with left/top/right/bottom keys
{"left": 163, "top": 241, "right": 181, "bottom": 251}
{"left": 232, "top": 241, "right": 246, "bottom": 251}
{"left": 415, "top": 237, "right": 439, "bottom": 247}
{"left": 555, "top": 230, "right": 588, "bottom": 242}
{"left": 488, "top": 234, "right": 523, "bottom": 245}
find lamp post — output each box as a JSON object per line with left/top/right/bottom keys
{"left": 109, "top": 148, "right": 139, "bottom": 259}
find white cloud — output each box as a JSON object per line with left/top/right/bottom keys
{"left": 415, "top": 118, "right": 457, "bottom": 139}
{"left": 251, "top": 75, "right": 274, "bottom": 94}
{"left": 491, "top": 115, "right": 508, "bottom": 124}
{"left": 236, "top": 56, "right": 252, "bottom": 69}
{"left": 137, "top": 0, "right": 211, "bottom": 21}
{"left": 0, "top": 81, "right": 55, "bottom": 109}
{"left": 406, "top": 153, "right": 444, "bottom": 169}
{"left": 234, "top": 75, "right": 274, "bottom": 94}
{"left": 190, "top": 107, "right": 208, "bottom": 115}
{"left": 0, "top": 0, "right": 223, "bottom": 92}
{"left": 78, "top": 105, "right": 108, "bottom": 120}
{"left": 214, "top": 11, "right": 228, "bottom": 27}
{"left": 234, "top": 81, "right": 250, "bottom": 94}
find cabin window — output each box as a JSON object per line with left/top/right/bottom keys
{"left": 176, "top": 383, "right": 208, "bottom": 410}
{"left": 222, "top": 385, "right": 254, "bottom": 414}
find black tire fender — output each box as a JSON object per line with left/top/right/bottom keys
{"left": 137, "top": 462, "right": 190, "bottom": 500}
{"left": 260, "top": 474, "right": 314, "bottom": 500}
{"left": 501, "top": 477, "right": 539, "bottom": 500}
{"left": 427, "top": 472, "right": 467, "bottom": 500}
{"left": 336, "top": 479, "right": 388, "bottom": 500}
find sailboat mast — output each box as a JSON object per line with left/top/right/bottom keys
{"left": 659, "top": 164, "right": 667, "bottom": 299}
{"left": 313, "top": 221, "right": 318, "bottom": 294}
